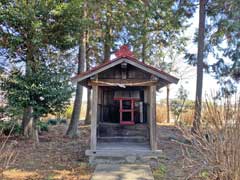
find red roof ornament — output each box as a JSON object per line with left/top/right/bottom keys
{"left": 115, "top": 45, "right": 135, "bottom": 58}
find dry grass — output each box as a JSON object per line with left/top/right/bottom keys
{"left": 156, "top": 104, "right": 195, "bottom": 125}
{"left": 156, "top": 104, "right": 168, "bottom": 123}
{"left": 179, "top": 96, "right": 240, "bottom": 180}
{"left": 1, "top": 164, "right": 91, "bottom": 180}
{"left": 180, "top": 109, "right": 194, "bottom": 125}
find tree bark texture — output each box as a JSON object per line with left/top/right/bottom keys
{"left": 193, "top": 0, "right": 206, "bottom": 132}
{"left": 32, "top": 115, "right": 39, "bottom": 144}
{"left": 22, "top": 41, "right": 34, "bottom": 137}
{"left": 103, "top": 5, "right": 112, "bottom": 62}
{"left": 142, "top": 40, "right": 146, "bottom": 63}
{"left": 66, "top": 32, "right": 86, "bottom": 137}
{"left": 141, "top": 6, "right": 148, "bottom": 63}
{"left": 85, "top": 29, "right": 91, "bottom": 125}
{"left": 103, "top": 32, "right": 111, "bottom": 62}
{"left": 22, "top": 106, "right": 32, "bottom": 137}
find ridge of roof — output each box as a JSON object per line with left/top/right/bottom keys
{"left": 71, "top": 55, "right": 178, "bottom": 83}
{"left": 71, "top": 44, "right": 178, "bottom": 83}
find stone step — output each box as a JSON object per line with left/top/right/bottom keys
{"left": 98, "top": 136, "right": 149, "bottom": 143}
{"left": 86, "top": 149, "right": 163, "bottom": 165}
{"left": 99, "top": 122, "right": 148, "bottom": 130}
{"left": 91, "top": 164, "right": 155, "bottom": 180}
{"left": 86, "top": 149, "right": 163, "bottom": 157}
{"left": 98, "top": 123, "right": 149, "bottom": 137}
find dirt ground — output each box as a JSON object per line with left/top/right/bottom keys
{"left": 155, "top": 125, "right": 191, "bottom": 180}
{"left": 0, "top": 124, "right": 93, "bottom": 180}
{"left": 0, "top": 124, "right": 191, "bottom": 180}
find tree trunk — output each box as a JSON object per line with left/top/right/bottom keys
{"left": 103, "top": 27, "right": 111, "bottom": 62}
{"left": 22, "top": 106, "right": 32, "bottom": 137}
{"left": 66, "top": 32, "right": 86, "bottom": 137}
{"left": 85, "top": 89, "right": 91, "bottom": 125}
{"left": 32, "top": 115, "right": 39, "bottom": 144}
{"left": 166, "top": 85, "right": 170, "bottom": 123}
{"left": 85, "top": 36, "right": 91, "bottom": 125}
{"left": 142, "top": 40, "right": 146, "bottom": 63}
{"left": 103, "top": 5, "right": 112, "bottom": 63}
{"left": 192, "top": 0, "right": 206, "bottom": 133}
{"left": 66, "top": 82, "right": 83, "bottom": 137}
{"left": 141, "top": 6, "right": 147, "bottom": 63}
{"left": 22, "top": 42, "right": 34, "bottom": 137}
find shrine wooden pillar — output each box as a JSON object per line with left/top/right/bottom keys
{"left": 149, "top": 85, "right": 157, "bottom": 150}
{"left": 90, "top": 85, "right": 98, "bottom": 150}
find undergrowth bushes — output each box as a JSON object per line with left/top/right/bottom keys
{"left": 0, "top": 120, "right": 51, "bottom": 136}
{"left": 180, "top": 96, "right": 240, "bottom": 180}
{"left": 0, "top": 121, "right": 21, "bottom": 136}
{"left": 37, "top": 121, "right": 49, "bottom": 132}
{"left": 47, "top": 119, "right": 58, "bottom": 125}
{"left": 47, "top": 118, "right": 67, "bottom": 125}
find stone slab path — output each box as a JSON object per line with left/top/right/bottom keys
{"left": 91, "top": 164, "right": 154, "bottom": 180}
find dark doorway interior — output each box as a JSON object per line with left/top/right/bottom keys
{"left": 99, "top": 87, "right": 147, "bottom": 124}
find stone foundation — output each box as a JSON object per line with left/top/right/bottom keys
{"left": 86, "top": 149, "right": 163, "bottom": 167}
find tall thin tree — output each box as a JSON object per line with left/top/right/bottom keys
{"left": 66, "top": 1, "right": 87, "bottom": 137}
{"left": 85, "top": 31, "right": 91, "bottom": 125}
{"left": 66, "top": 33, "right": 86, "bottom": 137}
{"left": 192, "top": 0, "right": 206, "bottom": 132}
{"left": 103, "top": 3, "right": 113, "bottom": 62}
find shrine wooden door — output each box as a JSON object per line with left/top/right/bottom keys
{"left": 114, "top": 98, "right": 139, "bottom": 125}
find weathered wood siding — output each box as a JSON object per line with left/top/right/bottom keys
{"left": 98, "top": 64, "right": 152, "bottom": 80}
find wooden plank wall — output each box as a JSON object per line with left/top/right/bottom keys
{"left": 98, "top": 64, "right": 151, "bottom": 80}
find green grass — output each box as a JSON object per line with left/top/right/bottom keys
{"left": 199, "top": 170, "right": 210, "bottom": 179}
{"left": 153, "top": 164, "right": 167, "bottom": 180}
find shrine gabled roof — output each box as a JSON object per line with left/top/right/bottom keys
{"left": 71, "top": 45, "right": 179, "bottom": 84}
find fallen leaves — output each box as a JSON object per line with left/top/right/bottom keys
{"left": 0, "top": 124, "right": 92, "bottom": 180}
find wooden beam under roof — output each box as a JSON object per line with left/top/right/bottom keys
{"left": 88, "top": 79, "right": 158, "bottom": 87}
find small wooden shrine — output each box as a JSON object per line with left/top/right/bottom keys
{"left": 72, "top": 45, "right": 178, "bottom": 163}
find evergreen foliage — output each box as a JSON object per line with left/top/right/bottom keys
{"left": 1, "top": 59, "right": 73, "bottom": 119}
{"left": 186, "top": 0, "right": 240, "bottom": 95}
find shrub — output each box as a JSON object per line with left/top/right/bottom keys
{"left": 180, "top": 95, "right": 240, "bottom": 180}
{"left": 59, "top": 119, "right": 67, "bottom": 124}
{"left": 0, "top": 106, "right": 6, "bottom": 119}
{"left": 47, "top": 119, "right": 58, "bottom": 125}
{"left": 64, "top": 105, "right": 73, "bottom": 120}
{"left": 46, "top": 118, "right": 67, "bottom": 125}
{"left": 153, "top": 164, "right": 167, "bottom": 180}
{"left": 37, "top": 121, "right": 48, "bottom": 132}
{"left": 0, "top": 121, "right": 21, "bottom": 136}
